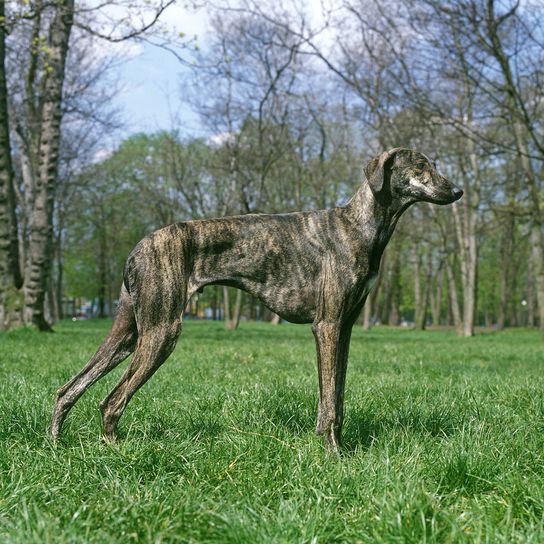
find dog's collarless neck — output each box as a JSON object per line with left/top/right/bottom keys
{"left": 344, "top": 183, "right": 410, "bottom": 243}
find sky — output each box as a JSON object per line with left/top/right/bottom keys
{"left": 112, "top": 4, "right": 210, "bottom": 138}
{"left": 110, "top": 1, "right": 332, "bottom": 139}
{"left": 114, "top": 43, "right": 202, "bottom": 137}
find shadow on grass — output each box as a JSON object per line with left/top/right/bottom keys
{"left": 267, "top": 392, "right": 315, "bottom": 434}
{"left": 342, "top": 406, "right": 466, "bottom": 452}
{"left": 125, "top": 396, "right": 466, "bottom": 452}
{"left": 3, "top": 385, "right": 465, "bottom": 455}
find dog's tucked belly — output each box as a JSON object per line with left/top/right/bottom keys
{"left": 238, "top": 280, "right": 316, "bottom": 323}
{"left": 195, "top": 275, "right": 317, "bottom": 324}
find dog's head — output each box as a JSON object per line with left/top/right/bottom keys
{"left": 364, "top": 148, "right": 463, "bottom": 205}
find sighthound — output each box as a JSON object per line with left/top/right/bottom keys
{"left": 52, "top": 148, "right": 463, "bottom": 450}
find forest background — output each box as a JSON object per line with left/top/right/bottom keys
{"left": 1, "top": 0, "right": 543, "bottom": 337}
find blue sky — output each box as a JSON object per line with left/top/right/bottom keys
{"left": 109, "top": 3, "right": 211, "bottom": 139}
{"left": 115, "top": 43, "right": 202, "bottom": 137}
{"left": 109, "top": 1, "right": 328, "bottom": 140}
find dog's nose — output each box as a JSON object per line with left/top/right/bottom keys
{"left": 452, "top": 187, "right": 464, "bottom": 200}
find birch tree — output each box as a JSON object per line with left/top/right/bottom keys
{"left": 0, "top": 1, "right": 22, "bottom": 329}
{"left": 23, "top": 0, "right": 75, "bottom": 330}
{"left": 4, "top": 0, "right": 178, "bottom": 330}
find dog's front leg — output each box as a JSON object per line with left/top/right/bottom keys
{"left": 312, "top": 320, "right": 352, "bottom": 452}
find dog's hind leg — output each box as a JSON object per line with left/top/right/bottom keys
{"left": 51, "top": 286, "right": 137, "bottom": 439}
{"left": 99, "top": 320, "right": 181, "bottom": 440}
{"left": 99, "top": 281, "right": 185, "bottom": 441}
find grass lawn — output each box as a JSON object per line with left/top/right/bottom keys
{"left": 0, "top": 320, "right": 543, "bottom": 543}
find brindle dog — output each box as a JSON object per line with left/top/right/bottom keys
{"left": 51, "top": 148, "right": 462, "bottom": 450}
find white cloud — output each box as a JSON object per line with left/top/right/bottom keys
{"left": 208, "top": 131, "right": 236, "bottom": 147}
{"left": 92, "top": 147, "right": 113, "bottom": 163}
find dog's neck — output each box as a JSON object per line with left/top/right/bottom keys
{"left": 344, "top": 182, "right": 412, "bottom": 250}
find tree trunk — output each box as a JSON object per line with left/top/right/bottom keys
{"left": 212, "top": 286, "right": 218, "bottom": 320}
{"left": 430, "top": 265, "right": 444, "bottom": 326}
{"left": 389, "top": 300, "right": 400, "bottom": 326}
{"left": 54, "top": 221, "right": 63, "bottom": 320}
{"left": 452, "top": 186, "right": 478, "bottom": 337}
{"left": 462, "top": 252, "right": 477, "bottom": 335}
{"left": 223, "top": 286, "right": 243, "bottom": 330}
{"left": 387, "top": 247, "right": 401, "bottom": 326}
{"left": 484, "top": 4, "right": 544, "bottom": 335}
{"left": 530, "top": 225, "right": 544, "bottom": 333}
{"left": 527, "top": 258, "right": 535, "bottom": 328}
{"left": 449, "top": 47, "right": 481, "bottom": 337}
{"left": 413, "top": 246, "right": 431, "bottom": 330}
{"left": 107, "top": 283, "right": 114, "bottom": 318}
{"left": 223, "top": 286, "right": 231, "bottom": 324}
{"left": 362, "top": 252, "right": 386, "bottom": 330}
{"left": 497, "top": 213, "right": 514, "bottom": 329}
{"left": 511, "top": 122, "right": 544, "bottom": 334}
{"left": 445, "top": 259, "right": 463, "bottom": 334}
{"left": 24, "top": 0, "right": 74, "bottom": 330}
{"left": 47, "top": 277, "right": 59, "bottom": 322}
{"left": 378, "top": 256, "right": 392, "bottom": 325}
{"left": 270, "top": 313, "right": 281, "bottom": 325}
{"left": 0, "top": 2, "right": 23, "bottom": 329}
{"left": 98, "top": 220, "right": 107, "bottom": 318}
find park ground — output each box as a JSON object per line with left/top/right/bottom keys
{"left": 0, "top": 320, "right": 543, "bottom": 543}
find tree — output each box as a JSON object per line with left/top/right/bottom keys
{"left": 63, "top": 137, "right": 156, "bottom": 311}
{"left": 22, "top": 0, "right": 75, "bottom": 330}
{"left": 2, "top": 0, "right": 180, "bottom": 330}
{"left": 0, "top": 0, "right": 22, "bottom": 329}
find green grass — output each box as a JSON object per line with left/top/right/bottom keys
{"left": 0, "top": 320, "right": 543, "bottom": 543}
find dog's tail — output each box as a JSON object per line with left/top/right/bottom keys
{"left": 123, "top": 260, "right": 132, "bottom": 295}
{"left": 122, "top": 243, "right": 140, "bottom": 296}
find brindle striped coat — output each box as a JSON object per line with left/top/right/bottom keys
{"left": 52, "top": 148, "right": 462, "bottom": 451}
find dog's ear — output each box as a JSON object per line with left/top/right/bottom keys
{"left": 364, "top": 149, "right": 399, "bottom": 198}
